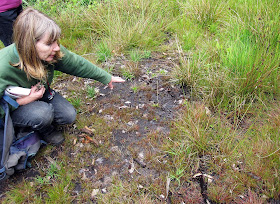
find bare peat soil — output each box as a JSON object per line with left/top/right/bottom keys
{"left": 0, "top": 54, "right": 205, "bottom": 203}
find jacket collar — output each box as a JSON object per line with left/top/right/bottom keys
{"left": 13, "top": 44, "right": 19, "bottom": 58}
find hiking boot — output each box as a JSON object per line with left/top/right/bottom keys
{"left": 42, "top": 130, "right": 64, "bottom": 145}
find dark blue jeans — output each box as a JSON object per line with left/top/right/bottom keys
{"left": 0, "top": 5, "right": 22, "bottom": 46}
{"left": 10, "top": 90, "right": 76, "bottom": 136}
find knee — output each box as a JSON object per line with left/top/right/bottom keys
{"left": 58, "top": 106, "right": 76, "bottom": 125}
{"left": 64, "top": 108, "right": 76, "bottom": 124}
{"left": 32, "top": 104, "right": 54, "bottom": 129}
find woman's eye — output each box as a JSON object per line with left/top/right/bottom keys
{"left": 46, "top": 41, "right": 54, "bottom": 46}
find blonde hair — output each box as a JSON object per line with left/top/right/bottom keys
{"left": 13, "top": 7, "right": 63, "bottom": 80}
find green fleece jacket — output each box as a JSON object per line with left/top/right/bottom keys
{"left": 0, "top": 44, "right": 112, "bottom": 119}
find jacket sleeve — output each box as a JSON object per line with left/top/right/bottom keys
{"left": 0, "top": 78, "right": 17, "bottom": 119}
{"left": 55, "top": 46, "right": 112, "bottom": 85}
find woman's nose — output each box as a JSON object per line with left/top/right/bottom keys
{"left": 53, "top": 41, "right": 60, "bottom": 51}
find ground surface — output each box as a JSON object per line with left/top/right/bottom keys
{"left": 0, "top": 54, "right": 207, "bottom": 203}
{"left": 2, "top": 53, "right": 279, "bottom": 203}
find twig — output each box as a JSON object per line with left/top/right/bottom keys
{"left": 258, "top": 148, "right": 280, "bottom": 159}
{"left": 133, "top": 158, "right": 146, "bottom": 168}
{"left": 166, "top": 174, "right": 170, "bottom": 198}
{"left": 156, "top": 79, "right": 159, "bottom": 104}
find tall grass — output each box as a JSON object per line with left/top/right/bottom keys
{"left": 167, "top": 0, "right": 279, "bottom": 110}
{"left": 85, "top": 0, "right": 176, "bottom": 53}
{"left": 222, "top": 20, "right": 279, "bottom": 96}
{"left": 165, "top": 100, "right": 280, "bottom": 202}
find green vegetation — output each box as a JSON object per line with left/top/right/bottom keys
{"left": 121, "top": 68, "right": 135, "bottom": 80}
{"left": 86, "top": 85, "right": 96, "bottom": 98}
{"left": 3, "top": 159, "right": 74, "bottom": 203}
{"left": 129, "top": 49, "right": 151, "bottom": 62}
{"left": 96, "top": 41, "right": 111, "bottom": 62}
{"left": 1, "top": 0, "right": 279, "bottom": 203}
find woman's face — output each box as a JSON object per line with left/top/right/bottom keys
{"left": 35, "top": 33, "right": 60, "bottom": 62}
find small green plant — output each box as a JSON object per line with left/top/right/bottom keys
{"left": 129, "top": 49, "right": 151, "bottom": 62}
{"left": 86, "top": 85, "right": 96, "bottom": 98}
{"left": 34, "top": 163, "right": 60, "bottom": 185}
{"left": 68, "top": 97, "right": 82, "bottom": 109}
{"left": 121, "top": 69, "right": 135, "bottom": 80}
{"left": 34, "top": 175, "right": 51, "bottom": 185}
{"left": 146, "top": 69, "right": 157, "bottom": 78}
{"left": 129, "top": 49, "right": 152, "bottom": 62}
{"left": 130, "top": 49, "right": 142, "bottom": 62}
{"left": 131, "top": 85, "right": 139, "bottom": 93}
{"left": 151, "top": 103, "right": 159, "bottom": 108}
{"left": 142, "top": 50, "right": 151, "bottom": 58}
{"left": 158, "top": 69, "right": 168, "bottom": 75}
{"left": 96, "top": 42, "right": 112, "bottom": 62}
{"left": 47, "top": 163, "right": 60, "bottom": 178}
{"left": 169, "top": 167, "right": 186, "bottom": 186}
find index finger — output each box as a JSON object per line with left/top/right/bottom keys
{"left": 111, "top": 76, "right": 125, "bottom": 83}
